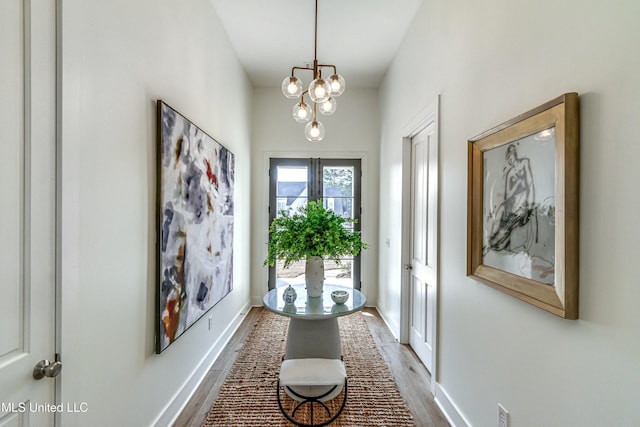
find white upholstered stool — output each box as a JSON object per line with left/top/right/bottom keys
{"left": 277, "top": 358, "right": 348, "bottom": 427}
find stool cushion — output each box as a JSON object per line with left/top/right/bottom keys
{"left": 279, "top": 358, "right": 346, "bottom": 386}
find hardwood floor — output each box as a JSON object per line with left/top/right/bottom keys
{"left": 172, "top": 308, "right": 264, "bottom": 427}
{"left": 359, "top": 308, "right": 449, "bottom": 427}
{"left": 172, "top": 307, "right": 449, "bottom": 427}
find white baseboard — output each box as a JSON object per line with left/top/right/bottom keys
{"left": 375, "top": 306, "right": 401, "bottom": 341}
{"left": 152, "top": 300, "right": 251, "bottom": 427}
{"left": 434, "top": 382, "right": 471, "bottom": 427}
{"left": 250, "top": 295, "right": 263, "bottom": 307}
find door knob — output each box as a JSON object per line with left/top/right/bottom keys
{"left": 33, "top": 359, "right": 62, "bottom": 380}
{"left": 404, "top": 264, "right": 413, "bottom": 270}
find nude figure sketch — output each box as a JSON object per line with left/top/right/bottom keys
{"left": 482, "top": 133, "right": 556, "bottom": 285}
{"left": 486, "top": 144, "right": 538, "bottom": 253}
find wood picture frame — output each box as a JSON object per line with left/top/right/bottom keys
{"left": 467, "top": 93, "right": 579, "bottom": 319}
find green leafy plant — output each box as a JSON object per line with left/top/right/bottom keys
{"left": 264, "top": 200, "right": 367, "bottom": 268}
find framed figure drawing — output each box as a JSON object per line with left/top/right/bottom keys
{"left": 467, "top": 93, "right": 579, "bottom": 318}
{"left": 156, "top": 100, "right": 235, "bottom": 352}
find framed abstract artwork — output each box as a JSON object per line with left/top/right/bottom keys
{"left": 467, "top": 93, "right": 579, "bottom": 318}
{"left": 156, "top": 100, "right": 235, "bottom": 352}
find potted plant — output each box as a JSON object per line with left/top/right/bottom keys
{"left": 264, "top": 200, "right": 367, "bottom": 297}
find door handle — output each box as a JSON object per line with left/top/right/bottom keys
{"left": 33, "top": 358, "right": 62, "bottom": 380}
{"left": 404, "top": 264, "right": 413, "bottom": 270}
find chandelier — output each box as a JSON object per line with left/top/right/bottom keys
{"left": 281, "top": 0, "right": 346, "bottom": 142}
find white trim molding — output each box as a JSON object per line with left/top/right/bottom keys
{"left": 399, "top": 95, "right": 440, "bottom": 394}
{"left": 402, "top": 96, "right": 440, "bottom": 138}
{"left": 376, "top": 301, "right": 401, "bottom": 341}
{"left": 434, "top": 382, "right": 471, "bottom": 427}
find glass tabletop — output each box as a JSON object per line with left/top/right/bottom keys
{"left": 263, "top": 284, "right": 367, "bottom": 319}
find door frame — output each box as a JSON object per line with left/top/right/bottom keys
{"left": 54, "top": 0, "right": 63, "bottom": 424}
{"left": 1, "top": 0, "right": 61, "bottom": 425}
{"left": 400, "top": 96, "right": 440, "bottom": 393}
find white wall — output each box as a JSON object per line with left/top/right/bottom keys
{"left": 379, "top": 0, "right": 640, "bottom": 426}
{"left": 59, "top": 0, "right": 252, "bottom": 425}
{"left": 250, "top": 88, "right": 380, "bottom": 305}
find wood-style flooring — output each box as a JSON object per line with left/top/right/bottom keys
{"left": 172, "top": 307, "right": 449, "bottom": 427}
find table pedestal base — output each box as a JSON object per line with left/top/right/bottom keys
{"left": 285, "top": 317, "right": 342, "bottom": 359}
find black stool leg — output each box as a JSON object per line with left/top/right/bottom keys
{"left": 276, "top": 379, "right": 348, "bottom": 427}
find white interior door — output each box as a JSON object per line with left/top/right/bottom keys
{"left": 409, "top": 123, "right": 438, "bottom": 373}
{"left": 0, "top": 0, "right": 58, "bottom": 425}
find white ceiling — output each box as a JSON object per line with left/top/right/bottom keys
{"left": 210, "top": 0, "right": 423, "bottom": 89}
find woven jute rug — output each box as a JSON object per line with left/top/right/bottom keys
{"left": 202, "top": 308, "right": 415, "bottom": 426}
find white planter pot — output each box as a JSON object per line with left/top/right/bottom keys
{"left": 305, "top": 256, "right": 325, "bottom": 297}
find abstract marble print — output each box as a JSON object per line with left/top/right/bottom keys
{"left": 157, "top": 101, "right": 234, "bottom": 352}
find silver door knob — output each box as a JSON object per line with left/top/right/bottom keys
{"left": 404, "top": 264, "right": 413, "bottom": 270}
{"left": 33, "top": 359, "right": 62, "bottom": 380}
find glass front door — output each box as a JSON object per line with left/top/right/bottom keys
{"left": 268, "top": 158, "right": 362, "bottom": 290}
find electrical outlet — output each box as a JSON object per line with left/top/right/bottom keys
{"left": 498, "top": 403, "right": 509, "bottom": 427}
{"left": 208, "top": 316, "right": 212, "bottom": 331}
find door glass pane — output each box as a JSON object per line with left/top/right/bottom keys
{"left": 323, "top": 166, "right": 354, "bottom": 218}
{"left": 323, "top": 198, "right": 354, "bottom": 221}
{"left": 322, "top": 166, "right": 355, "bottom": 287}
{"left": 275, "top": 166, "right": 308, "bottom": 285}
{"left": 275, "top": 260, "right": 306, "bottom": 287}
{"left": 276, "top": 166, "right": 308, "bottom": 217}
{"left": 325, "top": 258, "right": 354, "bottom": 287}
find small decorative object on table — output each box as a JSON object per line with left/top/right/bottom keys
{"left": 282, "top": 285, "right": 297, "bottom": 304}
{"left": 331, "top": 290, "right": 349, "bottom": 304}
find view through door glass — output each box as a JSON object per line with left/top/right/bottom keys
{"left": 269, "top": 158, "right": 362, "bottom": 290}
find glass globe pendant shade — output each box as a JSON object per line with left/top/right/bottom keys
{"left": 304, "top": 120, "right": 325, "bottom": 142}
{"left": 318, "top": 97, "right": 336, "bottom": 115}
{"left": 329, "top": 74, "right": 345, "bottom": 96}
{"left": 308, "top": 78, "right": 331, "bottom": 103}
{"left": 292, "top": 102, "right": 312, "bottom": 123}
{"left": 282, "top": 76, "right": 303, "bottom": 99}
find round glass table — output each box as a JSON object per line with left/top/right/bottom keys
{"left": 263, "top": 284, "right": 366, "bottom": 400}
{"left": 263, "top": 284, "right": 367, "bottom": 359}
